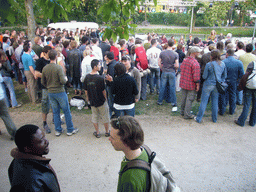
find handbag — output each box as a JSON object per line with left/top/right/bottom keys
{"left": 212, "top": 63, "right": 228, "bottom": 94}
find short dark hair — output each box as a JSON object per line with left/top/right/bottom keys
{"left": 246, "top": 43, "right": 253, "bottom": 53}
{"left": 226, "top": 49, "right": 235, "bottom": 56}
{"left": 111, "top": 116, "right": 144, "bottom": 150}
{"left": 48, "top": 49, "right": 57, "bottom": 60}
{"left": 114, "top": 63, "right": 126, "bottom": 77}
{"left": 237, "top": 41, "right": 244, "bottom": 49}
{"left": 15, "top": 124, "right": 39, "bottom": 153}
{"left": 106, "top": 51, "right": 114, "bottom": 60}
{"left": 3, "top": 36, "right": 8, "bottom": 43}
{"left": 91, "top": 59, "right": 100, "bottom": 69}
{"left": 24, "top": 40, "right": 31, "bottom": 47}
{"left": 92, "top": 38, "right": 98, "bottom": 44}
{"left": 193, "top": 37, "right": 200, "bottom": 45}
{"left": 168, "top": 39, "right": 174, "bottom": 47}
{"left": 217, "top": 41, "right": 224, "bottom": 51}
{"left": 135, "top": 38, "right": 142, "bottom": 44}
{"left": 119, "top": 39, "right": 126, "bottom": 47}
{"left": 151, "top": 39, "right": 157, "bottom": 46}
{"left": 23, "top": 44, "right": 30, "bottom": 52}
{"left": 225, "top": 39, "right": 231, "bottom": 47}
{"left": 42, "top": 45, "right": 52, "bottom": 53}
{"left": 81, "top": 36, "right": 89, "bottom": 44}
{"left": 121, "top": 55, "right": 131, "bottom": 61}
{"left": 63, "top": 40, "right": 70, "bottom": 48}
{"left": 46, "top": 37, "right": 52, "bottom": 42}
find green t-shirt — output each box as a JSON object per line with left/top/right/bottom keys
{"left": 117, "top": 149, "right": 149, "bottom": 192}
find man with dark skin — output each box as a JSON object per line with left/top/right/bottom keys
{"left": 8, "top": 124, "right": 60, "bottom": 191}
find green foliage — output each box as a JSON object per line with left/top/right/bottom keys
{"left": 133, "top": 12, "right": 190, "bottom": 26}
{"left": 202, "top": 1, "right": 232, "bottom": 27}
{"left": 98, "top": 0, "right": 157, "bottom": 41}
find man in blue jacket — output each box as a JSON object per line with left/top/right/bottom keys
{"left": 218, "top": 49, "right": 244, "bottom": 115}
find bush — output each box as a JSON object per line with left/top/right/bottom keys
{"left": 133, "top": 12, "right": 190, "bottom": 26}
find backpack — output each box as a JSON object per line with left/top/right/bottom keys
{"left": 119, "top": 145, "right": 180, "bottom": 192}
{"left": 135, "top": 46, "right": 148, "bottom": 70}
{"left": 246, "top": 61, "right": 256, "bottom": 89}
{"left": 70, "top": 96, "right": 86, "bottom": 110}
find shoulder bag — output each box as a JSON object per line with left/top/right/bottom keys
{"left": 212, "top": 63, "right": 228, "bottom": 94}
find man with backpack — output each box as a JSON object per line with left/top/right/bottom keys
{"left": 109, "top": 116, "right": 149, "bottom": 191}
{"left": 109, "top": 116, "right": 180, "bottom": 192}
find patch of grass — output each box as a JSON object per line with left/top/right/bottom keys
{"left": 11, "top": 80, "right": 244, "bottom": 118}
{"left": 135, "top": 27, "right": 253, "bottom": 37}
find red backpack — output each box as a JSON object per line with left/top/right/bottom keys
{"left": 110, "top": 46, "right": 119, "bottom": 61}
{"left": 135, "top": 46, "right": 148, "bottom": 70}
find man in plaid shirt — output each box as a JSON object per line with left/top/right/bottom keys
{"left": 180, "top": 46, "right": 201, "bottom": 119}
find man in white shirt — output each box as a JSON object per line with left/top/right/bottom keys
{"left": 146, "top": 39, "right": 161, "bottom": 94}
{"left": 91, "top": 38, "right": 103, "bottom": 62}
{"left": 235, "top": 41, "right": 246, "bottom": 59}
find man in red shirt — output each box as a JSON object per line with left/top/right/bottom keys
{"left": 180, "top": 46, "right": 201, "bottom": 119}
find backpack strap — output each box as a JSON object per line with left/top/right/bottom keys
{"left": 142, "top": 144, "right": 156, "bottom": 164}
{"left": 119, "top": 159, "right": 150, "bottom": 176}
{"left": 119, "top": 144, "right": 156, "bottom": 176}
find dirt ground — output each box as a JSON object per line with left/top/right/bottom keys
{"left": 1, "top": 111, "right": 256, "bottom": 192}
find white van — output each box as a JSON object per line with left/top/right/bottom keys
{"left": 47, "top": 21, "right": 99, "bottom": 32}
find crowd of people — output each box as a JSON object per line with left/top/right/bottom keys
{"left": 0, "top": 28, "right": 256, "bottom": 139}
{"left": 0, "top": 26, "right": 255, "bottom": 191}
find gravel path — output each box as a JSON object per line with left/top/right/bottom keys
{"left": 1, "top": 111, "right": 256, "bottom": 192}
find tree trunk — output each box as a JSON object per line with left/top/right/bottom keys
{"left": 240, "top": 11, "right": 244, "bottom": 27}
{"left": 25, "top": 0, "right": 36, "bottom": 43}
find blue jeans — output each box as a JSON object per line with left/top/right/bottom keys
{"left": 0, "top": 99, "right": 16, "bottom": 138}
{"left": 236, "top": 89, "right": 243, "bottom": 105}
{"left": 237, "top": 89, "right": 256, "bottom": 126}
{"left": 48, "top": 92, "right": 74, "bottom": 133}
{"left": 140, "top": 75, "right": 147, "bottom": 100}
{"left": 219, "top": 81, "right": 237, "bottom": 115}
{"left": 158, "top": 72, "right": 176, "bottom": 105}
{"left": 149, "top": 68, "right": 160, "bottom": 93}
{"left": 115, "top": 107, "right": 135, "bottom": 117}
{"left": 106, "top": 86, "right": 116, "bottom": 117}
{"left": 196, "top": 84, "right": 219, "bottom": 123}
{"left": 2, "top": 77, "right": 18, "bottom": 107}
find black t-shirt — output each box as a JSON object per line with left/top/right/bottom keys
{"left": 35, "top": 57, "right": 50, "bottom": 90}
{"left": 84, "top": 74, "right": 106, "bottom": 107}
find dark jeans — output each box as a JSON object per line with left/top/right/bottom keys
{"left": 106, "top": 86, "right": 116, "bottom": 117}
{"left": 237, "top": 88, "right": 256, "bottom": 126}
{"left": 219, "top": 81, "right": 237, "bottom": 115}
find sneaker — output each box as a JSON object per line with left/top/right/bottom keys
{"left": 67, "top": 128, "right": 79, "bottom": 136}
{"left": 172, "top": 106, "right": 178, "bottom": 112}
{"left": 43, "top": 124, "right": 51, "bottom": 134}
{"left": 25, "top": 88, "right": 28, "bottom": 92}
{"left": 55, "top": 130, "right": 64, "bottom": 136}
{"left": 157, "top": 102, "right": 163, "bottom": 105}
{"left": 12, "top": 104, "right": 22, "bottom": 109}
{"left": 194, "top": 116, "right": 201, "bottom": 123}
